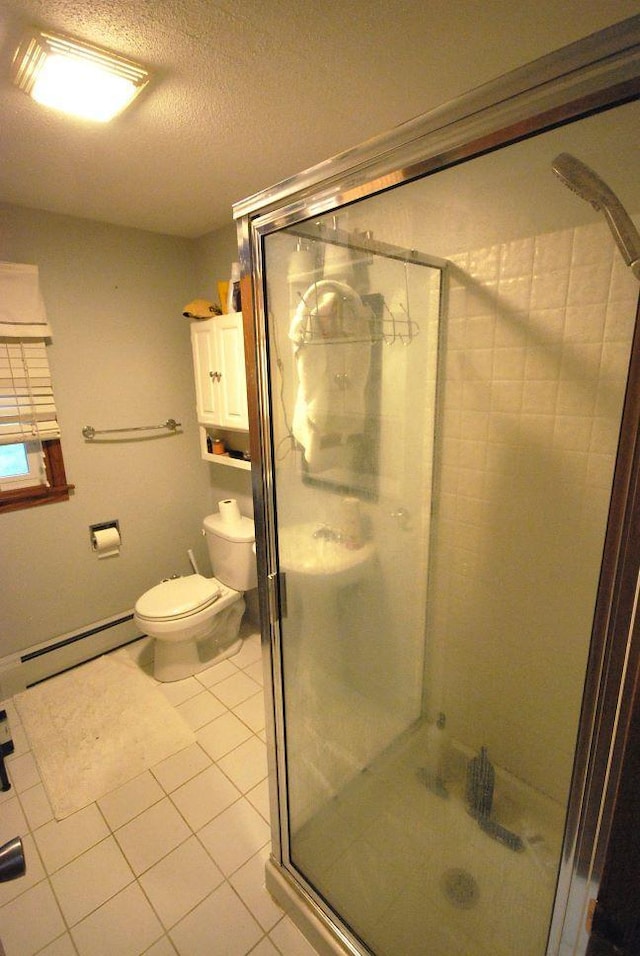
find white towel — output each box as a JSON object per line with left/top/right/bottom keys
{"left": 289, "top": 280, "right": 372, "bottom": 467}
{"left": 0, "top": 262, "right": 52, "bottom": 337}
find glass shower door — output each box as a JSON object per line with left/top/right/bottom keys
{"left": 264, "top": 219, "right": 460, "bottom": 954}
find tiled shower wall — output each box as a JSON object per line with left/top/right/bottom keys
{"left": 430, "top": 220, "right": 639, "bottom": 805}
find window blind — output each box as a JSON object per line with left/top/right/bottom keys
{"left": 0, "top": 340, "right": 60, "bottom": 445}
{"left": 0, "top": 262, "right": 52, "bottom": 338}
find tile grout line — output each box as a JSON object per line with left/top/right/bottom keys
{"left": 0, "top": 633, "right": 300, "bottom": 956}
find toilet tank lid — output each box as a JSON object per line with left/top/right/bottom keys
{"left": 203, "top": 513, "right": 255, "bottom": 543}
{"left": 135, "top": 574, "right": 220, "bottom": 619}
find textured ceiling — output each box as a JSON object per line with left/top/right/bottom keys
{"left": 0, "top": 1, "right": 638, "bottom": 238}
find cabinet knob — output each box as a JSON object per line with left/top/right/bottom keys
{"left": 209, "top": 370, "right": 222, "bottom": 382}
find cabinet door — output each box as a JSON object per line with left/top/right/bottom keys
{"left": 216, "top": 313, "right": 249, "bottom": 430}
{"left": 190, "top": 319, "right": 222, "bottom": 425}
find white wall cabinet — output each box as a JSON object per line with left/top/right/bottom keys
{"left": 191, "top": 313, "right": 249, "bottom": 430}
{"left": 190, "top": 313, "right": 251, "bottom": 468}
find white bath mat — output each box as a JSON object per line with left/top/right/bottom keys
{"left": 14, "top": 654, "right": 196, "bottom": 819}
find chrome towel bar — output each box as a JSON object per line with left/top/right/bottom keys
{"left": 82, "top": 418, "right": 181, "bottom": 440}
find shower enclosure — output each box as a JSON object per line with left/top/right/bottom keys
{"left": 235, "top": 17, "right": 640, "bottom": 956}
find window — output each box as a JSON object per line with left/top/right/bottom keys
{"left": 0, "top": 441, "right": 43, "bottom": 488}
{"left": 0, "top": 438, "right": 74, "bottom": 514}
{"left": 0, "top": 442, "right": 30, "bottom": 479}
{"left": 0, "top": 340, "right": 73, "bottom": 514}
{"left": 0, "top": 261, "right": 73, "bottom": 513}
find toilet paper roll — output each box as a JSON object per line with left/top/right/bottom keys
{"left": 218, "top": 498, "right": 241, "bottom": 525}
{"left": 92, "top": 527, "right": 121, "bottom": 559}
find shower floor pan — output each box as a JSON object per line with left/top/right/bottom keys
{"left": 290, "top": 721, "right": 563, "bottom": 956}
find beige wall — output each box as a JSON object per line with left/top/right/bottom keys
{"left": 193, "top": 222, "right": 239, "bottom": 303}
{"left": 0, "top": 204, "right": 230, "bottom": 657}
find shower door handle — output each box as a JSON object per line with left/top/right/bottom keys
{"left": 268, "top": 571, "right": 287, "bottom": 622}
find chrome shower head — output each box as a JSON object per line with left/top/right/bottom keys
{"left": 552, "top": 152, "right": 640, "bottom": 281}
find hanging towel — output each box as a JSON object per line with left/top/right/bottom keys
{"left": 289, "top": 280, "right": 372, "bottom": 467}
{"left": 0, "top": 262, "right": 52, "bottom": 337}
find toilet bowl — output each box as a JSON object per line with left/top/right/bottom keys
{"left": 134, "top": 510, "right": 257, "bottom": 681}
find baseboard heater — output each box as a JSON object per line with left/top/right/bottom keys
{"left": 0, "top": 611, "right": 146, "bottom": 700}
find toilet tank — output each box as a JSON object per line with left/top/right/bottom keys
{"left": 203, "top": 513, "right": 258, "bottom": 591}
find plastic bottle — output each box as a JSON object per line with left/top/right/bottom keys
{"left": 227, "top": 262, "right": 241, "bottom": 313}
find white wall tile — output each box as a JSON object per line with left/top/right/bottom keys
{"left": 533, "top": 229, "right": 572, "bottom": 275}
{"left": 571, "top": 222, "right": 612, "bottom": 267}
{"left": 566, "top": 263, "right": 612, "bottom": 308}
{"left": 500, "top": 237, "right": 535, "bottom": 278}
{"left": 433, "top": 218, "right": 636, "bottom": 803}
{"left": 530, "top": 270, "right": 569, "bottom": 311}
{"left": 469, "top": 245, "right": 500, "bottom": 281}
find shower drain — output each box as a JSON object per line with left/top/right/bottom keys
{"left": 440, "top": 868, "right": 479, "bottom": 909}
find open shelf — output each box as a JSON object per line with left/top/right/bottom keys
{"left": 198, "top": 424, "right": 251, "bottom": 470}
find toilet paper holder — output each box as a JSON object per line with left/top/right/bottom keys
{"left": 89, "top": 519, "right": 121, "bottom": 549}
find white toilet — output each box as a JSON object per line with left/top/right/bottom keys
{"left": 134, "top": 511, "right": 258, "bottom": 682}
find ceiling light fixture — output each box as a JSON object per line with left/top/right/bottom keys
{"left": 12, "top": 29, "right": 150, "bottom": 122}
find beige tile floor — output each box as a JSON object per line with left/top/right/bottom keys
{"left": 0, "top": 628, "right": 320, "bottom": 956}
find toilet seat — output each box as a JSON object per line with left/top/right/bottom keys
{"left": 135, "top": 574, "right": 221, "bottom": 622}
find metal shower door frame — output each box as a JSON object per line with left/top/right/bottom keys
{"left": 235, "top": 15, "right": 640, "bottom": 955}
